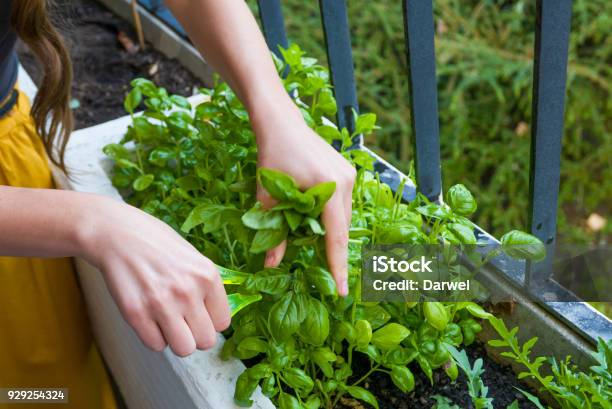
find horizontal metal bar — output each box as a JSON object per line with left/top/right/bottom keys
{"left": 402, "top": 0, "right": 442, "bottom": 202}
{"left": 319, "top": 0, "right": 359, "bottom": 135}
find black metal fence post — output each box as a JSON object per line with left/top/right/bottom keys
{"left": 402, "top": 0, "right": 442, "bottom": 202}
{"left": 319, "top": 0, "right": 359, "bottom": 136}
{"left": 527, "top": 0, "right": 572, "bottom": 285}
{"left": 256, "top": 0, "right": 289, "bottom": 60}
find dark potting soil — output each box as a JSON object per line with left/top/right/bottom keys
{"left": 337, "top": 342, "right": 539, "bottom": 409}
{"left": 17, "top": 0, "right": 203, "bottom": 129}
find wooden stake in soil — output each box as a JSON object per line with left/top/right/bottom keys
{"left": 131, "top": 0, "right": 146, "bottom": 50}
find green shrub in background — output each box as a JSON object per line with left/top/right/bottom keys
{"left": 249, "top": 0, "right": 611, "bottom": 244}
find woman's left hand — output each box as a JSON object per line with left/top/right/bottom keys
{"left": 251, "top": 103, "right": 356, "bottom": 296}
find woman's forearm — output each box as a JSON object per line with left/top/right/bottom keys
{"left": 0, "top": 186, "right": 94, "bottom": 257}
{"left": 164, "top": 0, "right": 294, "bottom": 118}
{"left": 0, "top": 187, "right": 232, "bottom": 356}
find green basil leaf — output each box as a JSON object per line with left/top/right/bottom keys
{"left": 269, "top": 292, "right": 301, "bottom": 341}
{"left": 445, "top": 223, "right": 477, "bottom": 245}
{"left": 181, "top": 203, "right": 240, "bottom": 234}
{"left": 115, "top": 158, "right": 139, "bottom": 170}
{"left": 446, "top": 184, "right": 477, "bottom": 216}
{"left": 124, "top": 87, "right": 142, "bottom": 114}
{"left": 304, "top": 395, "right": 322, "bottom": 409}
{"left": 261, "top": 375, "right": 276, "bottom": 398}
{"left": 444, "top": 358, "right": 459, "bottom": 381}
{"left": 416, "top": 204, "right": 451, "bottom": 220}
{"left": 304, "top": 181, "right": 336, "bottom": 217}
{"left": 390, "top": 365, "right": 415, "bottom": 393}
{"left": 371, "top": 323, "right": 411, "bottom": 351}
{"left": 312, "top": 347, "right": 336, "bottom": 378}
{"left": 354, "top": 113, "right": 377, "bottom": 136}
{"left": 356, "top": 305, "right": 391, "bottom": 329}
{"left": 305, "top": 217, "right": 326, "bottom": 235}
{"left": 357, "top": 344, "right": 382, "bottom": 362}
{"left": 305, "top": 266, "right": 337, "bottom": 296}
{"left": 244, "top": 270, "right": 293, "bottom": 295}
{"left": 315, "top": 125, "right": 342, "bottom": 143}
{"left": 103, "top": 143, "right": 131, "bottom": 160}
{"left": 236, "top": 337, "right": 267, "bottom": 359}
{"left": 315, "top": 88, "right": 337, "bottom": 115}
{"left": 377, "top": 222, "right": 422, "bottom": 244}
{"left": 258, "top": 168, "right": 300, "bottom": 202}
{"left": 283, "top": 210, "right": 303, "bottom": 231}
{"left": 176, "top": 175, "right": 200, "bottom": 191}
{"left": 132, "top": 116, "right": 165, "bottom": 141}
{"left": 322, "top": 380, "right": 338, "bottom": 394}
{"left": 348, "top": 150, "right": 375, "bottom": 171}
{"left": 386, "top": 347, "right": 418, "bottom": 365}
{"left": 291, "top": 192, "right": 316, "bottom": 214}
{"left": 282, "top": 367, "right": 314, "bottom": 395}
{"left": 355, "top": 319, "right": 372, "bottom": 349}
{"left": 250, "top": 224, "right": 288, "bottom": 253}
{"left": 459, "top": 302, "right": 493, "bottom": 320}
{"left": 278, "top": 393, "right": 301, "bottom": 409}
{"left": 170, "top": 94, "right": 191, "bottom": 109}
{"left": 334, "top": 321, "right": 356, "bottom": 344}
{"left": 299, "top": 298, "right": 329, "bottom": 346}
{"left": 216, "top": 265, "right": 250, "bottom": 285}
{"left": 227, "top": 293, "right": 262, "bottom": 317}
{"left": 423, "top": 302, "right": 450, "bottom": 331}
{"left": 248, "top": 363, "right": 272, "bottom": 381}
{"left": 133, "top": 174, "right": 154, "bottom": 191}
{"left": 148, "top": 148, "right": 174, "bottom": 167}
{"left": 442, "top": 323, "right": 464, "bottom": 346}
{"left": 346, "top": 386, "right": 379, "bottom": 409}
{"left": 500, "top": 230, "right": 546, "bottom": 262}
{"left": 416, "top": 354, "right": 434, "bottom": 384}
{"left": 234, "top": 370, "right": 258, "bottom": 407}
{"left": 166, "top": 111, "right": 193, "bottom": 135}
{"left": 242, "top": 203, "right": 285, "bottom": 230}
{"left": 130, "top": 78, "right": 156, "bottom": 95}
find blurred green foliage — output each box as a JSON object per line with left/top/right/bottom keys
{"left": 249, "top": 0, "right": 611, "bottom": 244}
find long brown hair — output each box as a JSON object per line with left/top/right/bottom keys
{"left": 11, "top": 0, "right": 73, "bottom": 170}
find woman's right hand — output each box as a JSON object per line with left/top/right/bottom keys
{"left": 78, "top": 196, "right": 231, "bottom": 357}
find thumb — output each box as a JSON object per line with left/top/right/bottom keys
{"left": 257, "top": 184, "right": 287, "bottom": 267}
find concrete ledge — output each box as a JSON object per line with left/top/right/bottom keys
{"left": 54, "top": 96, "right": 274, "bottom": 409}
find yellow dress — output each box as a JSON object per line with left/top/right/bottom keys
{"left": 0, "top": 90, "right": 117, "bottom": 409}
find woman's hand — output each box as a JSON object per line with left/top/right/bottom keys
{"left": 78, "top": 197, "right": 231, "bottom": 357}
{"left": 165, "top": 0, "right": 356, "bottom": 295}
{"left": 251, "top": 103, "right": 356, "bottom": 296}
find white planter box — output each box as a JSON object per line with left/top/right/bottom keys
{"left": 54, "top": 96, "right": 274, "bottom": 409}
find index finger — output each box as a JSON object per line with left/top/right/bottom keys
{"left": 321, "top": 195, "right": 349, "bottom": 296}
